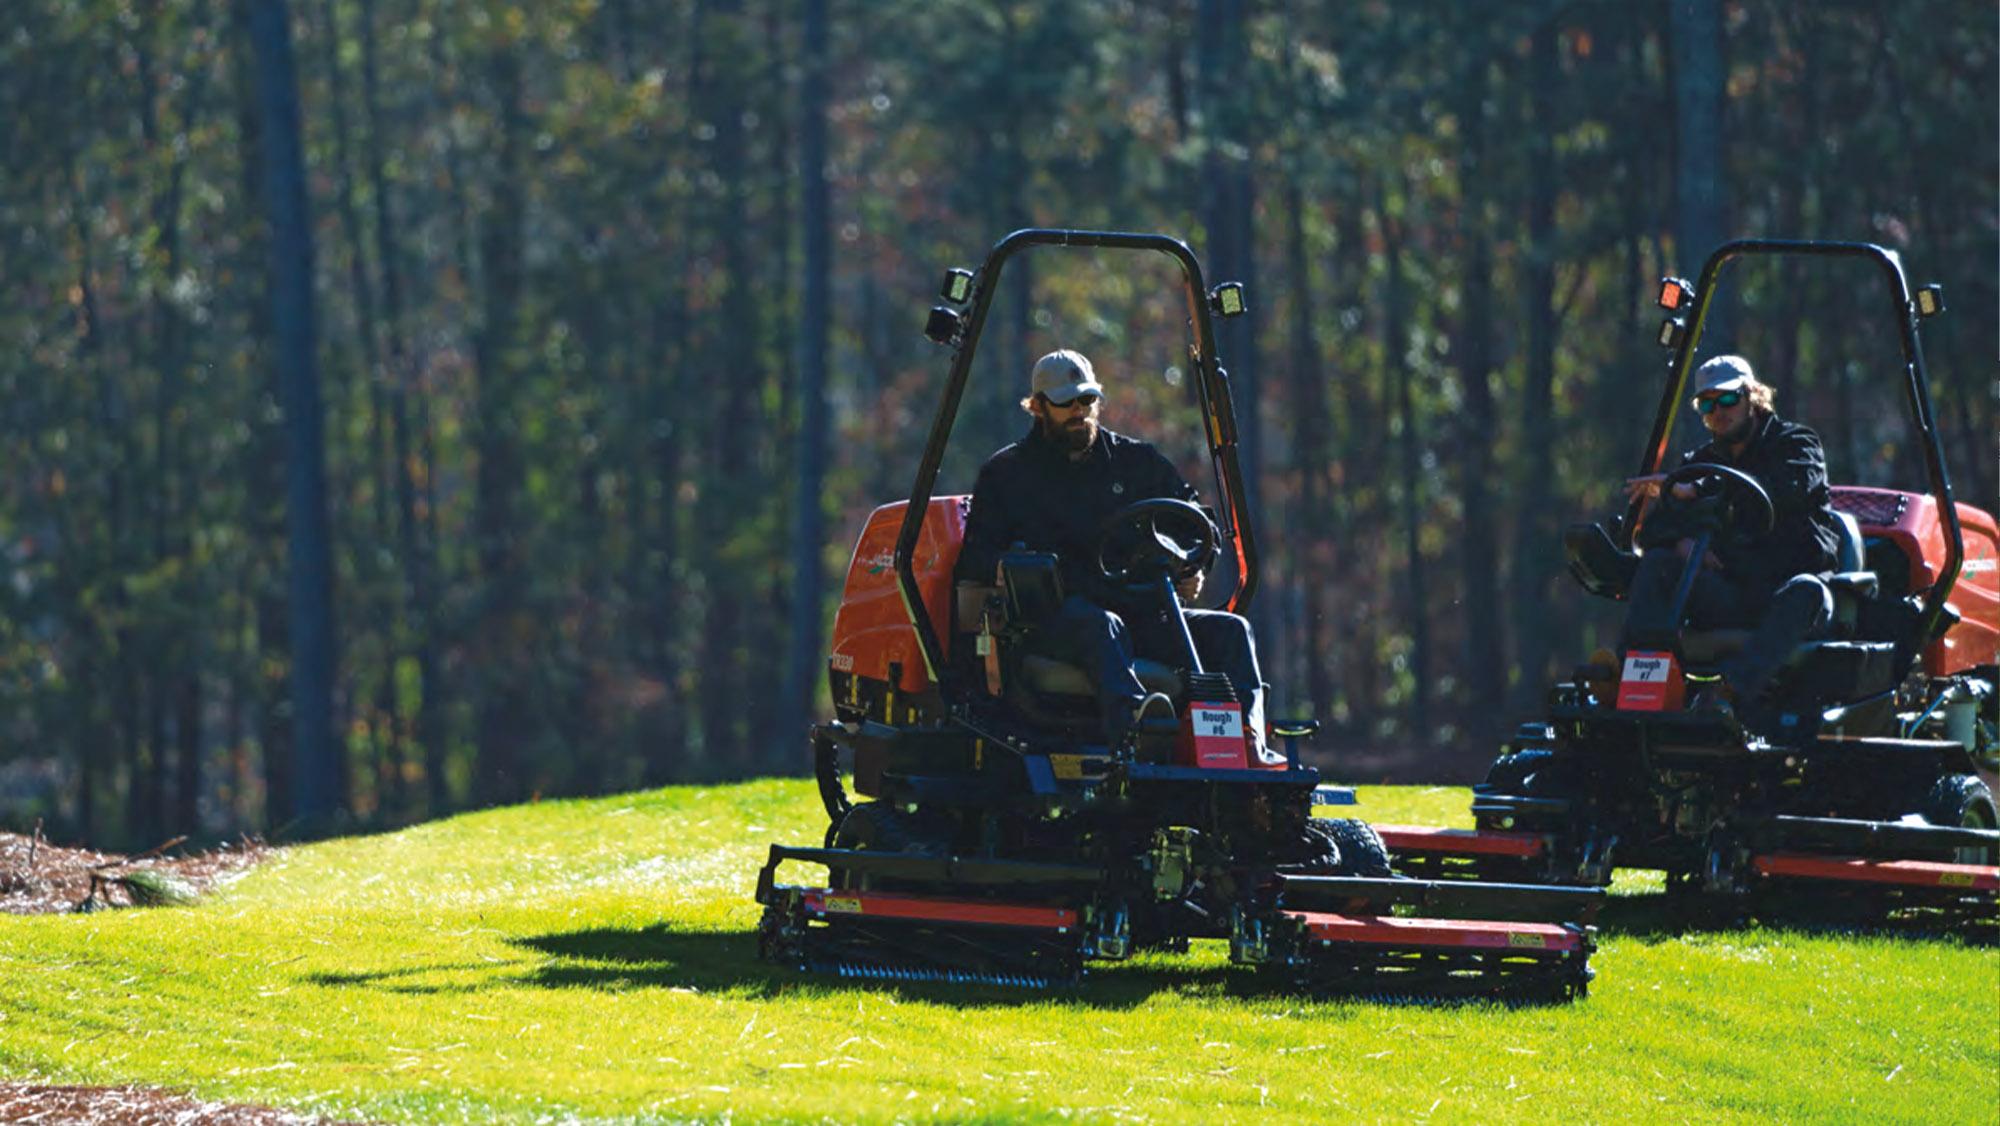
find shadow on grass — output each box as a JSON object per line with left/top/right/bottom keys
{"left": 509, "top": 924, "right": 1243, "bottom": 1009}
{"left": 1592, "top": 889, "right": 1994, "bottom": 947}
{"left": 304, "top": 923, "right": 1240, "bottom": 1009}
{"left": 501, "top": 925, "right": 1593, "bottom": 1010}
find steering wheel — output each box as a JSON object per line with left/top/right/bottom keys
{"left": 1636, "top": 462, "right": 1775, "bottom": 549}
{"left": 1095, "top": 499, "right": 1219, "bottom": 586}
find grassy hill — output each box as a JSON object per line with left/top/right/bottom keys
{"left": 1, "top": 781, "right": 1993, "bottom": 1124}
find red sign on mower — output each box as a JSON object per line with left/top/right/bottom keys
{"left": 1180, "top": 702, "right": 1248, "bottom": 769}
{"left": 1615, "top": 650, "right": 1684, "bottom": 711}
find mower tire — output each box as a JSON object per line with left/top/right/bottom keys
{"left": 1921, "top": 773, "right": 1998, "bottom": 864}
{"left": 1317, "top": 818, "right": 1396, "bottom": 878}
{"left": 1479, "top": 749, "right": 1555, "bottom": 796}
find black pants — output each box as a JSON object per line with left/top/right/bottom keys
{"left": 1625, "top": 551, "right": 1832, "bottom": 701}
{"left": 1039, "top": 594, "right": 1266, "bottom": 748}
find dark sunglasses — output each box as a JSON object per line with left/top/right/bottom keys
{"left": 1692, "top": 389, "right": 1744, "bottom": 415}
{"left": 1047, "top": 394, "right": 1101, "bottom": 410}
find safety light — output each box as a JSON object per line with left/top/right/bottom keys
{"left": 923, "top": 306, "right": 962, "bottom": 346}
{"left": 940, "top": 268, "right": 974, "bottom": 305}
{"left": 1657, "top": 317, "right": 1686, "bottom": 349}
{"left": 1208, "top": 281, "right": 1247, "bottom": 318}
{"left": 1915, "top": 283, "right": 1945, "bottom": 318}
{"left": 1656, "top": 276, "right": 1694, "bottom": 312}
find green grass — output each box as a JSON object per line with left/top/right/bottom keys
{"left": 1, "top": 782, "right": 1993, "bottom": 1124}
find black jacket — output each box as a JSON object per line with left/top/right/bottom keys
{"left": 1683, "top": 411, "right": 1844, "bottom": 594}
{"left": 956, "top": 423, "right": 1198, "bottom": 602}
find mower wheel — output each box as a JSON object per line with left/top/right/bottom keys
{"left": 1479, "top": 749, "right": 1554, "bottom": 796}
{"left": 1318, "top": 818, "right": 1396, "bottom": 878}
{"left": 1921, "top": 773, "right": 1998, "bottom": 864}
{"left": 828, "top": 801, "right": 952, "bottom": 888}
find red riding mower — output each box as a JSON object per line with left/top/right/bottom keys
{"left": 1383, "top": 240, "right": 1998, "bottom": 930}
{"left": 754, "top": 229, "right": 1601, "bottom": 998}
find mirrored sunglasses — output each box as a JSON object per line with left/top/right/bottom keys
{"left": 1047, "top": 394, "right": 1101, "bottom": 410}
{"left": 1692, "top": 389, "right": 1744, "bottom": 415}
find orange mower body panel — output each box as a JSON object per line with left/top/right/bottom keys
{"left": 827, "top": 497, "right": 968, "bottom": 695}
{"left": 1832, "top": 486, "right": 1999, "bottom": 675}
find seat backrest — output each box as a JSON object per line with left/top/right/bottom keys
{"left": 1834, "top": 511, "right": 1865, "bottom": 573}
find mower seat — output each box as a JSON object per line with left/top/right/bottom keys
{"left": 1770, "top": 640, "right": 1899, "bottom": 704}
{"left": 1681, "top": 513, "right": 1879, "bottom": 664}
{"left": 1019, "top": 654, "right": 1184, "bottom": 703}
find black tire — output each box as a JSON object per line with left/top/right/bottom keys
{"left": 832, "top": 801, "right": 951, "bottom": 853}
{"left": 1921, "top": 774, "right": 1998, "bottom": 864}
{"left": 1478, "top": 749, "right": 1554, "bottom": 796}
{"left": 828, "top": 802, "right": 951, "bottom": 889}
{"left": 1318, "top": 818, "right": 1396, "bottom": 878}
{"left": 1288, "top": 819, "right": 1344, "bottom": 875}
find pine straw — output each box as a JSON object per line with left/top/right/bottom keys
{"left": 0, "top": 1082, "right": 360, "bottom": 1124}
{"left": 0, "top": 829, "right": 272, "bottom": 915}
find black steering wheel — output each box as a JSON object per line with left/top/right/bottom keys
{"left": 1637, "top": 462, "right": 1775, "bottom": 549}
{"left": 1095, "top": 499, "right": 1219, "bottom": 586}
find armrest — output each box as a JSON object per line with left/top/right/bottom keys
{"left": 1824, "top": 571, "right": 1878, "bottom": 600}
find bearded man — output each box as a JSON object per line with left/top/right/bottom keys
{"left": 955, "top": 349, "right": 1267, "bottom": 753}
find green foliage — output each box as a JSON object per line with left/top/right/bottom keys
{"left": 0, "top": 1, "right": 1994, "bottom": 843}
{"left": 1, "top": 781, "right": 1994, "bottom": 1123}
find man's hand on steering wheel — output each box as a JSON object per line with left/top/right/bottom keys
{"left": 1095, "top": 498, "right": 1219, "bottom": 593}
{"left": 1176, "top": 568, "right": 1205, "bottom": 602}
{"left": 1633, "top": 463, "right": 1774, "bottom": 552}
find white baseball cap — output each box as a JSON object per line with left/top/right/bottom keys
{"left": 1694, "top": 354, "right": 1754, "bottom": 395}
{"left": 1030, "top": 350, "right": 1104, "bottom": 404}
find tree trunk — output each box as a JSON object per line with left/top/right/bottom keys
{"left": 1453, "top": 39, "right": 1506, "bottom": 729}
{"left": 1380, "top": 182, "right": 1431, "bottom": 740}
{"left": 366, "top": 0, "right": 445, "bottom": 815}
{"left": 1509, "top": 17, "right": 1561, "bottom": 711}
{"left": 1669, "top": 0, "right": 1729, "bottom": 345}
{"left": 471, "top": 42, "right": 530, "bottom": 806}
{"left": 1281, "top": 180, "right": 1333, "bottom": 719}
{"left": 248, "top": 0, "right": 341, "bottom": 827}
{"left": 780, "top": 0, "right": 833, "bottom": 769}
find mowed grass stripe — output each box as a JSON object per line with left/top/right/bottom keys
{"left": 0, "top": 781, "right": 1992, "bottom": 1124}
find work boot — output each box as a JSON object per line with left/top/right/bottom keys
{"left": 1687, "top": 680, "right": 1735, "bottom": 719}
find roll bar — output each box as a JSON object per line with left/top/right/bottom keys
{"left": 1623, "top": 238, "right": 1963, "bottom": 643}
{"left": 892, "top": 229, "right": 1259, "bottom": 696}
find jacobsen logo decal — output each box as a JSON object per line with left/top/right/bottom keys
{"left": 821, "top": 895, "right": 863, "bottom": 914}
{"left": 1938, "top": 872, "right": 1975, "bottom": 887}
{"left": 1508, "top": 932, "right": 1548, "bottom": 949}
{"left": 862, "top": 551, "right": 896, "bottom": 574}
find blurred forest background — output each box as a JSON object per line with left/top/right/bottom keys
{"left": 2, "top": 0, "right": 1995, "bottom": 847}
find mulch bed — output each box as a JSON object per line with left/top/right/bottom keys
{"left": 2, "top": 836, "right": 333, "bottom": 1123}
{"left": 0, "top": 828, "right": 272, "bottom": 916}
{"left": 0, "top": 1083, "right": 358, "bottom": 1124}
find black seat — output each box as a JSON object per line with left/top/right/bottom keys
{"left": 1019, "top": 654, "right": 1183, "bottom": 703}
{"left": 1682, "top": 512, "right": 1879, "bottom": 664}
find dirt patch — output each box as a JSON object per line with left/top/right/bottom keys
{"left": 0, "top": 1083, "right": 358, "bottom": 1124}
{"left": 0, "top": 829, "right": 272, "bottom": 916}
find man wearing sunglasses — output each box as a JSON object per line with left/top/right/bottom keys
{"left": 1621, "top": 354, "right": 1845, "bottom": 712}
{"left": 956, "top": 349, "right": 1267, "bottom": 754}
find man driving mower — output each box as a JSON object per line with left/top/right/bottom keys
{"left": 1622, "top": 354, "right": 1845, "bottom": 716}
{"left": 956, "top": 348, "right": 1268, "bottom": 756}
